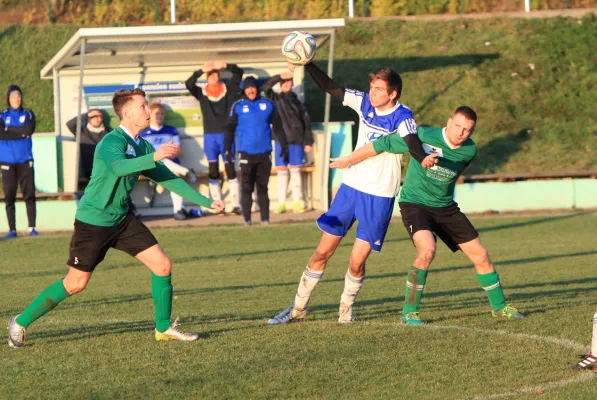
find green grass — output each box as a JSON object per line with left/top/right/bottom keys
{"left": 2, "top": 17, "right": 597, "bottom": 174}
{"left": 2, "top": 213, "right": 597, "bottom": 399}
{"left": 307, "top": 16, "right": 597, "bottom": 174}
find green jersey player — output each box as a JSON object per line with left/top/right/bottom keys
{"left": 330, "top": 106, "right": 524, "bottom": 324}
{"left": 8, "top": 89, "right": 225, "bottom": 348}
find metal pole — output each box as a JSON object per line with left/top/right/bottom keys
{"left": 74, "top": 39, "right": 86, "bottom": 194}
{"left": 52, "top": 68, "right": 61, "bottom": 136}
{"left": 348, "top": 0, "right": 354, "bottom": 18}
{"left": 524, "top": 0, "right": 530, "bottom": 12}
{"left": 170, "top": 0, "right": 176, "bottom": 23}
{"left": 321, "top": 30, "right": 335, "bottom": 211}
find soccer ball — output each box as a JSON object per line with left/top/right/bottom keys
{"left": 281, "top": 31, "right": 316, "bottom": 65}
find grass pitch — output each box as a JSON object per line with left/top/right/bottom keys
{"left": 2, "top": 212, "right": 597, "bottom": 399}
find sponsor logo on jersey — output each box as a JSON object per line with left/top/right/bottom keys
{"left": 368, "top": 112, "right": 374, "bottom": 118}
{"left": 125, "top": 144, "right": 136, "bottom": 157}
{"left": 423, "top": 143, "right": 443, "bottom": 158}
{"left": 242, "top": 105, "right": 250, "bottom": 113}
{"left": 367, "top": 131, "right": 384, "bottom": 141}
{"left": 19, "top": 115, "right": 25, "bottom": 123}
{"left": 259, "top": 103, "right": 267, "bottom": 111}
{"left": 5, "top": 117, "right": 10, "bottom": 124}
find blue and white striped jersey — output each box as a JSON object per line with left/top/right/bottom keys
{"left": 139, "top": 125, "right": 181, "bottom": 164}
{"left": 342, "top": 89, "right": 417, "bottom": 198}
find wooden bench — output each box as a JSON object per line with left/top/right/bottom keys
{"left": 139, "top": 165, "right": 316, "bottom": 210}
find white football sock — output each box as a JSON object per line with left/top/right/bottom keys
{"left": 293, "top": 266, "right": 324, "bottom": 311}
{"left": 162, "top": 158, "right": 189, "bottom": 176}
{"left": 277, "top": 169, "right": 289, "bottom": 204}
{"left": 209, "top": 179, "right": 222, "bottom": 201}
{"left": 170, "top": 192, "right": 184, "bottom": 213}
{"left": 228, "top": 178, "right": 240, "bottom": 207}
{"left": 591, "top": 312, "right": 597, "bottom": 356}
{"left": 290, "top": 168, "right": 302, "bottom": 202}
{"left": 340, "top": 270, "right": 364, "bottom": 307}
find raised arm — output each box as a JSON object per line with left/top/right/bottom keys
{"left": 185, "top": 68, "right": 205, "bottom": 100}
{"left": 261, "top": 75, "right": 283, "bottom": 97}
{"left": 66, "top": 113, "right": 88, "bottom": 135}
{"left": 304, "top": 62, "right": 345, "bottom": 101}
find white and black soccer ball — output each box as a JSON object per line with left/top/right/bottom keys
{"left": 281, "top": 31, "right": 317, "bottom": 65}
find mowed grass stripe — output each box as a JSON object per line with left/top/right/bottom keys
{"left": 2, "top": 212, "right": 597, "bottom": 399}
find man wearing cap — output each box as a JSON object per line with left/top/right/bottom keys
{"left": 262, "top": 72, "right": 314, "bottom": 215}
{"left": 66, "top": 109, "right": 110, "bottom": 183}
{"left": 0, "top": 85, "right": 37, "bottom": 238}
{"left": 185, "top": 61, "right": 243, "bottom": 215}
{"left": 225, "top": 76, "right": 288, "bottom": 226}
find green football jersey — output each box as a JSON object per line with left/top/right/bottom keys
{"left": 76, "top": 127, "right": 212, "bottom": 226}
{"left": 373, "top": 126, "right": 477, "bottom": 207}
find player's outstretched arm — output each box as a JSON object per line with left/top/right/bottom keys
{"left": 304, "top": 62, "right": 345, "bottom": 101}
{"left": 329, "top": 143, "right": 377, "bottom": 169}
{"left": 143, "top": 163, "right": 217, "bottom": 209}
{"left": 99, "top": 135, "right": 157, "bottom": 177}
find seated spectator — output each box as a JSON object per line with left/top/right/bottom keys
{"left": 66, "top": 109, "right": 110, "bottom": 183}
{"left": 140, "top": 103, "right": 197, "bottom": 220}
{"left": 262, "top": 72, "right": 314, "bottom": 214}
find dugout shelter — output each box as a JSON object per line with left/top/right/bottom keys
{"left": 39, "top": 18, "right": 349, "bottom": 217}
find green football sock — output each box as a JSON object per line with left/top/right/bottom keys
{"left": 16, "top": 280, "right": 70, "bottom": 328}
{"left": 403, "top": 266, "right": 428, "bottom": 314}
{"left": 152, "top": 273, "right": 173, "bottom": 333}
{"left": 477, "top": 271, "right": 507, "bottom": 311}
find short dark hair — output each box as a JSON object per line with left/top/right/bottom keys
{"left": 112, "top": 88, "right": 146, "bottom": 119}
{"left": 368, "top": 67, "right": 403, "bottom": 99}
{"left": 453, "top": 106, "right": 478, "bottom": 123}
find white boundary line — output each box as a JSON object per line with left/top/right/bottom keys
{"left": 357, "top": 321, "right": 597, "bottom": 399}
{"left": 39, "top": 317, "right": 597, "bottom": 398}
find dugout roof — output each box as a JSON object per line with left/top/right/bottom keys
{"left": 40, "top": 19, "right": 345, "bottom": 78}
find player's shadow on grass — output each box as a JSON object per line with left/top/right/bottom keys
{"left": 475, "top": 211, "right": 591, "bottom": 234}
{"left": 300, "top": 249, "right": 597, "bottom": 321}
{"left": 0, "top": 212, "right": 581, "bottom": 282}
{"left": 31, "top": 318, "right": 259, "bottom": 343}
{"left": 10, "top": 249, "right": 593, "bottom": 321}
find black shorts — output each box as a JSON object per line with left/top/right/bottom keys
{"left": 67, "top": 213, "right": 158, "bottom": 272}
{"left": 399, "top": 202, "right": 478, "bottom": 252}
